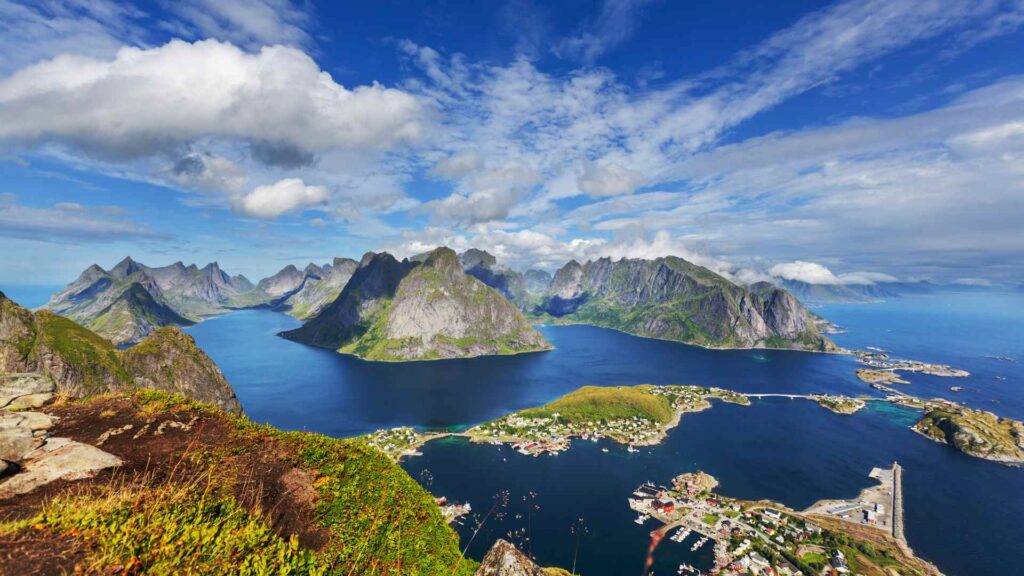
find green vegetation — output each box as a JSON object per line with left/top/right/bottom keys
{"left": 915, "top": 405, "right": 1024, "bottom": 463}
{"left": 520, "top": 385, "right": 675, "bottom": 425}
{"left": 2, "top": 390, "right": 476, "bottom": 576}
{"left": 35, "top": 310, "right": 133, "bottom": 395}
{"left": 702, "top": 512, "right": 720, "bottom": 525}
{"left": 24, "top": 480, "right": 324, "bottom": 575}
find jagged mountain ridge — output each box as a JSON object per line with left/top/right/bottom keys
{"left": 44, "top": 257, "right": 269, "bottom": 345}
{"left": 282, "top": 248, "right": 551, "bottom": 361}
{"left": 1, "top": 292, "right": 241, "bottom": 414}
{"left": 458, "top": 249, "right": 550, "bottom": 310}
{"left": 269, "top": 258, "right": 360, "bottom": 320}
{"left": 539, "top": 256, "right": 836, "bottom": 351}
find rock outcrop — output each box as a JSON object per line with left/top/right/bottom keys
{"left": 474, "top": 539, "right": 547, "bottom": 576}
{"left": 539, "top": 257, "right": 835, "bottom": 351}
{"left": 283, "top": 248, "right": 551, "bottom": 361}
{"left": 914, "top": 405, "right": 1024, "bottom": 465}
{"left": 0, "top": 292, "right": 242, "bottom": 414}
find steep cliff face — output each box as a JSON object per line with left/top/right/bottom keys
{"left": 0, "top": 292, "right": 242, "bottom": 413}
{"left": 539, "top": 257, "right": 835, "bottom": 351}
{"left": 122, "top": 327, "right": 242, "bottom": 415}
{"left": 44, "top": 258, "right": 267, "bottom": 344}
{"left": 282, "top": 248, "right": 551, "bottom": 361}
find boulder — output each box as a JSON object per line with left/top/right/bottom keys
{"left": 0, "top": 437, "right": 122, "bottom": 499}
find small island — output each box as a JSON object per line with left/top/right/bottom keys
{"left": 856, "top": 369, "right": 909, "bottom": 385}
{"left": 810, "top": 394, "right": 866, "bottom": 415}
{"left": 913, "top": 404, "right": 1024, "bottom": 466}
{"left": 465, "top": 385, "right": 751, "bottom": 455}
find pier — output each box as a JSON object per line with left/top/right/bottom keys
{"left": 893, "top": 462, "right": 910, "bottom": 553}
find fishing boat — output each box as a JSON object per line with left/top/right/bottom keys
{"left": 635, "top": 513, "right": 650, "bottom": 525}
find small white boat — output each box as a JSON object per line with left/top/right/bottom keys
{"left": 601, "top": 447, "right": 609, "bottom": 453}
{"left": 635, "top": 513, "right": 650, "bottom": 525}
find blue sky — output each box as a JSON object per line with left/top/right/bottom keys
{"left": 0, "top": 0, "right": 1022, "bottom": 287}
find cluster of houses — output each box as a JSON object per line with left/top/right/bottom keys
{"left": 470, "top": 411, "right": 665, "bottom": 454}
{"left": 363, "top": 426, "right": 426, "bottom": 460}
{"left": 626, "top": 473, "right": 882, "bottom": 576}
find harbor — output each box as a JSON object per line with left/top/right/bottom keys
{"left": 624, "top": 465, "right": 935, "bottom": 576}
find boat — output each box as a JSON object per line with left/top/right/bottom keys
{"left": 691, "top": 536, "right": 708, "bottom": 551}
{"left": 602, "top": 447, "right": 609, "bottom": 453}
{"left": 627, "top": 445, "right": 638, "bottom": 453}
{"left": 635, "top": 513, "right": 650, "bottom": 525}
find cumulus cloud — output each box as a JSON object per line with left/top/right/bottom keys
{"left": 837, "top": 271, "right": 900, "bottom": 285}
{"left": 769, "top": 261, "right": 843, "bottom": 285}
{"left": 0, "top": 39, "right": 428, "bottom": 161}
{"left": 231, "top": 178, "right": 329, "bottom": 218}
{"left": 167, "top": 152, "right": 247, "bottom": 193}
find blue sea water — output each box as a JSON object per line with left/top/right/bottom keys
{"left": 0, "top": 284, "right": 63, "bottom": 309}
{"left": 178, "top": 290, "right": 1024, "bottom": 576}
{"left": 6, "top": 284, "right": 1021, "bottom": 575}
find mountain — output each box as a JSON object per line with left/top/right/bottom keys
{"left": 0, "top": 291, "right": 241, "bottom": 414}
{"left": 283, "top": 247, "right": 551, "bottom": 361}
{"left": 779, "top": 279, "right": 933, "bottom": 304}
{"left": 457, "top": 249, "right": 552, "bottom": 311}
{"left": 256, "top": 264, "right": 307, "bottom": 297}
{"left": 44, "top": 257, "right": 270, "bottom": 344}
{"left": 270, "top": 258, "right": 360, "bottom": 320}
{"left": 538, "top": 257, "right": 836, "bottom": 351}
{"left": 524, "top": 269, "right": 553, "bottom": 293}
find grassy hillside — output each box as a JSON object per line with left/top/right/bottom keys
{"left": 520, "top": 385, "right": 676, "bottom": 424}
{"left": 34, "top": 310, "right": 134, "bottom": 395}
{"left": 0, "top": 391, "right": 476, "bottom": 576}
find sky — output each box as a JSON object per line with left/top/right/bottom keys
{"left": 0, "top": 0, "right": 1022, "bottom": 288}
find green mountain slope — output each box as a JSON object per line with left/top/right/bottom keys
{"left": 539, "top": 257, "right": 836, "bottom": 351}
{"left": 283, "top": 248, "right": 551, "bottom": 361}
{"left": 1, "top": 292, "right": 240, "bottom": 412}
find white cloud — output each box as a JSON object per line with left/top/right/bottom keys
{"left": 231, "top": 178, "right": 329, "bottom": 218}
{"left": 0, "top": 193, "right": 162, "bottom": 242}
{"left": 167, "top": 152, "right": 247, "bottom": 193}
{"left": 0, "top": 39, "right": 428, "bottom": 161}
{"left": 952, "top": 277, "right": 993, "bottom": 286}
{"left": 160, "top": 0, "right": 314, "bottom": 50}
{"left": 837, "top": 271, "right": 900, "bottom": 285}
{"left": 0, "top": 0, "right": 147, "bottom": 74}
{"left": 769, "top": 261, "right": 843, "bottom": 285}
{"left": 422, "top": 161, "right": 542, "bottom": 225}
{"left": 555, "top": 0, "right": 655, "bottom": 63}
{"left": 577, "top": 162, "right": 645, "bottom": 197}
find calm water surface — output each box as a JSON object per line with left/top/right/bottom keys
{"left": 175, "top": 291, "right": 1023, "bottom": 576}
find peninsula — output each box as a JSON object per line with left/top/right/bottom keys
{"left": 629, "top": 467, "right": 940, "bottom": 576}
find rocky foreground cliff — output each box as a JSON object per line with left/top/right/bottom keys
{"left": 283, "top": 248, "right": 551, "bottom": 361}
{"left": 0, "top": 292, "right": 240, "bottom": 414}
{"left": 538, "top": 257, "right": 836, "bottom": 351}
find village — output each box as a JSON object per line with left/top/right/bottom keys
{"left": 626, "top": 464, "right": 922, "bottom": 576}
{"left": 465, "top": 385, "right": 753, "bottom": 457}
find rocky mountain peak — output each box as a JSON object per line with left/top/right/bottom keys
{"left": 459, "top": 248, "right": 497, "bottom": 270}
{"left": 110, "top": 256, "right": 142, "bottom": 278}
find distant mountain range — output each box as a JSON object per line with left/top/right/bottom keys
{"left": 282, "top": 247, "right": 551, "bottom": 361}
{"left": 43, "top": 257, "right": 266, "bottom": 345}
{"left": 44, "top": 248, "right": 840, "bottom": 357}
{"left": 777, "top": 279, "right": 936, "bottom": 304}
